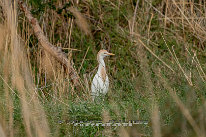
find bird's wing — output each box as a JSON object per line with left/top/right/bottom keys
{"left": 105, "top": 75, "right": 109, "bottom": 88}
{"left": 91, "top": 74, "right": 100, "bottom": 93}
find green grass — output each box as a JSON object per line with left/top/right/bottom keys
{"left": 1, "top": 0, "right": 206, "bottom": 136}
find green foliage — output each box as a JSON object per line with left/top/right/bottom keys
{"left": 1, "top": 0, "right": 206, "bottom": 136}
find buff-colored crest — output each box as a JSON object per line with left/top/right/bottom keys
{"left": 97, "top": 49, "right": 114, "bottom": 62}
{"left": 97, "top": 49, "right": 108, "bottom": 62}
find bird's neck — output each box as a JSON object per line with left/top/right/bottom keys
{"left": 98, "top": 57, "right": 106, "bottom": 72}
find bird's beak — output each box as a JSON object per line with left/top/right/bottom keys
{"left": 106, "top": 52, "right": 115, "bottom": 56}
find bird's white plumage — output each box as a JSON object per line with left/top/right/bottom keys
{"left": 91, "top": 71, "right": 109, "bottom": 99}
{"left": 91, "top": 50, "right": 114, "bottom": 101}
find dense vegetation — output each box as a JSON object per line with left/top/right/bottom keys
{"left": 0, "top": 0, "right": 206, "bottom": 136}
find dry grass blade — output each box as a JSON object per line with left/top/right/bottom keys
{"left": 78, "top": 46, "right": 90, "bottom": 73}
{"left": 0, "top": 124, "right": 6, "bottom": 137}
{"left": 40, "top": 51, "right": 57, "bottom": 80}
{"left": 144, "top": 0, "right": 173, "bottom": 24}
{"left": 102, "top": 110, "right": 112, "bottom": 137}
{"left": 194, "top": 54, "right": 206, "bottom": 81}
{"left": 157, "top": 71, "right": 203, "bottom": 137}
{"left": 185, "top": 47, "right": 206, "bottom": 82}
{"left": 171, "top": 46, "right": 193, "bottom": 86}
{"left": 0, "top": 1, "right": 51, "bottom": 136}
{"left": 169, "top": 89, "right": 201, "bottom": 136}
{"left": 151, "top": 104, "right": 161, "bottom": 137}
{"left": 171, "top": 0, "right": 195, "bottom": 32}
{"left": 69, "top": 7, "right": 92, "bottom": 36}
{"left": 118, "top": 127, "right": 130, "bottom": 137}
{"left": 134, "top": 38, "right": 174, "bottom": 72}
{"left": 161, "top": 34, "right": 193, "bottom": 86}
{"left": 130, "top": 0, "right": 140, "bottom": 36}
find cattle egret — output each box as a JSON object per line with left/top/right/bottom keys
{"left": 91, "top": 49, "right": 115, "bottom": 101}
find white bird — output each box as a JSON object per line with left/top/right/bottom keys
{"left": 91, "top": 49, "right": 115, "bottom": 101}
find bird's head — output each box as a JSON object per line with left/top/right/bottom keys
{"left": 97, "top": 49, "right": 115, "bottom": 61}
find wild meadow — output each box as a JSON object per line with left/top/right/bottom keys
{"left": 0, "top": 0, "right": 206, "bottom": 136}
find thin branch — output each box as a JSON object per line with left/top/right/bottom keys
{"left": 18, "top": 1, "right": 79, "bottom": 85}
{"left": 131, "top": 0, "right": 140, "bottom": 36}
{"left": 134, "top": 39, "right": 174, "bottom": 72}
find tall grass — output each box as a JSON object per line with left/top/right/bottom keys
{"left": 0, "top": 0, "right": 50, "bottom": 137}
{"left": 0, "top": 0, "right": 206, "bottom": 136}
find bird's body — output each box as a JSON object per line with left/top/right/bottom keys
{"left": 91, "top": 50, "right": 114, "bottom": 101}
